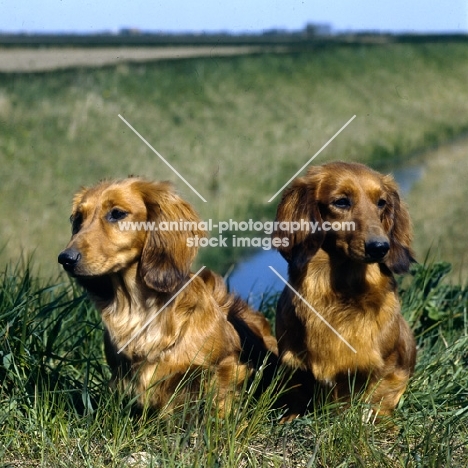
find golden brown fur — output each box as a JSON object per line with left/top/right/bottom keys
{"left": 58, "top": 177, "right": 277, "bottom": 414}
{"left": 272, "top": 162, "right": 416, "bottom": 420}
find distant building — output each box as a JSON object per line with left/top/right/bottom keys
{"left": 304, "top": 23, "right": 332, "bottom": 37}
{"left": 119, "top": 28, "right": 142, "bottom": 36}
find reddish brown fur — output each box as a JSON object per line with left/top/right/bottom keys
{"left": 58, "top": 178, "right": 277, "bottom": 414}
{"left": 273, "top": 162, "right": 416, "bottom": 420}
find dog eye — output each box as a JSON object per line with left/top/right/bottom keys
{"left": 332, "top": 198, "right": 351, "bottom": 209}
{"left": 71, "top": 213, "right": 83, "bottom": 234}
{"left": 377, "top": 199, "right": 387, "bottom": 209}
{"left": 107, "top": 209, "right": 128, "bottom": 222}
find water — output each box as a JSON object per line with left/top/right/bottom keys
{"left": 389, "top": 163, "right": 424, "bottom": 195}
{"left": 227, "top": 162, "right": 424, "bottom": 306}
{"left": 226, "top": 249, "right": 287, "bottom": 307}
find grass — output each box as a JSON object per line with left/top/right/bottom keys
{"left": 1, "top": 260, "right": 467, "bottom": 467}
{"left": 407, "top": 137, "right": 468, "bottom": 282}
{"left": 2, "top": 43, "right": 468, "bottom": 274}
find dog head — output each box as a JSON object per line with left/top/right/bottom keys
{"left": 58, "top": 178, "right": 205, "bottom": 294}
{"left": 273, "top": 162, "right": 415, "bottom": 274}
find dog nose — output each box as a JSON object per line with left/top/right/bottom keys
{"left": 365, "top": 239, "right": 390, "bottom": 260}
{"left": 58, "top": 248, "right": 81, "bottom": 271}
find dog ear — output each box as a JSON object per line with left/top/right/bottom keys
{"left": 272, "top": 171, "right": 325, "bottom": 272}
{"left": 135, "top": 181, "right": 205, "bottom": 293}
{"left": 381, "top": 176, "right": 416, "bottom": 274}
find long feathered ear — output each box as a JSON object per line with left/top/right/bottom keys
{"left": 272, "top": 170, "right": 325, "bottom": 273}
{"left": 381, "top": 175, "right": 416, "bottom": 274}
{"left": 134, "top": 180, "right": 205, "bottom": 293}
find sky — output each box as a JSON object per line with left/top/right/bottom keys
{"left": 0, "top": 0, "right": 467, "bottom": 34}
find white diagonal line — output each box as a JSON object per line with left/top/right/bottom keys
{"left": 269, "top": 266, "right": 357, "bottom": 354}
{"left": 267, "top": 115, "right": 356, "bottom": 203}
{"left": 118, "top": 114, "right": 207, "bottom": 202}
{"left": 117, "top": 265, "right": 206, "bottom": 354}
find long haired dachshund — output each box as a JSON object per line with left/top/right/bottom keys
{"left": 58, "top": 177, "right": 277, "bottom": 414}
{"left": 273, "top": 162, "right": 416, "bottom": 421}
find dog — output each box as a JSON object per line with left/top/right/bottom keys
{"left": 58, "top": 177, "right": 277, "bottom": 414}
{"left": 272, "top": 161, "right": 417, "bottom": 421}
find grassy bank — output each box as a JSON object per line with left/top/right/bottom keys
{"left": 407, "top": 136, "right": 468, "bottom": 282}
{"left": 2, "top": 43, "right": 468, "bottom": 274}
{"left": 2, "top": 39, "right": 468, "bottom": 467}
{"left": 0, "top": 261, "right": 467, "bottom": 466}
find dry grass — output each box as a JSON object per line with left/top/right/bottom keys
{"left": 0, "top": 46, "right": 277, "bottom": 72}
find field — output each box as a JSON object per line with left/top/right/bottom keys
{"left": 0, "top": 46, "right": 276, "bottom": 72}
{"left": 2, "top": 42, "right": 468, "bottom": 276}
{"left": 1, "top": 41, "right": 468, "bottom": 466}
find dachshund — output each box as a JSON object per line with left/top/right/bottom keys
{"left": 58, "top": 177, "right": 277, "bottom": 415}
{"left": 272, "top": 161, "right": 416, "bottom": 421}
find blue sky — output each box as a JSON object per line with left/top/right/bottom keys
{"left": 0, "top": 0, "right": 467, "bottom": 34}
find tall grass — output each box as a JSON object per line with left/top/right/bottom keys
{"left": 2, "top": 43, "right": 468, "bottom": 274}
{"left": 1, "top": 259, "right": 467, "bottom": 467}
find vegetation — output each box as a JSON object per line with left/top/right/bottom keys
{"left": 2, "top": 43, "right": 468, "bottom": 275}
{"left": 0, "top": 30, "right": 467, "bottom": 48}
{"left": 1, "top": 41, "right": 468, "bottom": 463}
{"left": 0, "top": 260, "right": 467, "bottom": 467}
{"left": 407, "top": 138, "right": 468, "bottom": 281}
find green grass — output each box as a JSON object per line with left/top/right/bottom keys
{"left": 1, "top": 260, "right": 467, "bottom": 467}
{"left": 2, "top": 43, "right": 468, "bottom": 275}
